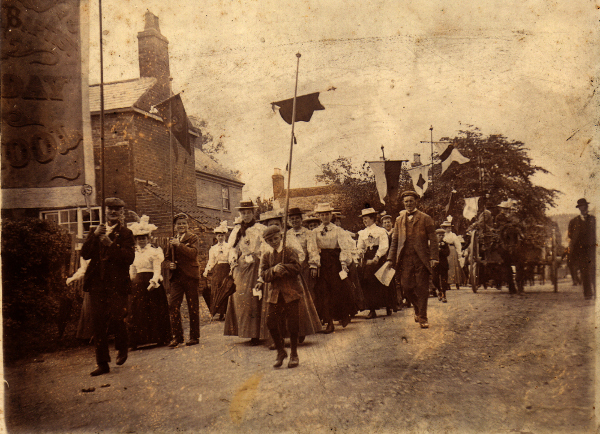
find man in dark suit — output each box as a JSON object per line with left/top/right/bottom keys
{"left": 386, "top": 191, "right": 438, "bottom": 329}
{"left": 81, "top": 197, "right": 135, "bottom": 376}
{"left": 568, "top": 198, "right": 596, "bottom": 299}
{"left": 167, "top": 213, "right": 201, "bottom": 347}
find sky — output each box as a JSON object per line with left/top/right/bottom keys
{"left": 88, "top": 0, "right": 599, "bottom": 216}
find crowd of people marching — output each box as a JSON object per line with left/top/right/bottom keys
{"left": 71, "top": 192, "right": 595, "bottom": 376}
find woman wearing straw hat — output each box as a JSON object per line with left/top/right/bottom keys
{"left": 203, "top": 221, "right": 231, "bottom": 321}
{"left": 224, "top": 200, "right": 267, "bottom": 345}
{"left": 128, "top": 216, "right": 171, "bottom": 349}
{"left": 441, "top": 218, "right": 465, "bottom": 290}
{"left": 307, "top": 203, "right": 354, "bottom": 333}
{"left": 357, "top": 206, "right": 391, "bottom": 319}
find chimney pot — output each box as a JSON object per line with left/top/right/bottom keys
{"left": 412, "top": 153, "right": 422, "bottom": 167}
{"left": 272, "top": 168, "right": 284, "bottom": 198}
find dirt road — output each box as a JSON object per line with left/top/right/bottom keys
{"left": 3, "top": 279, "right": 597, "bottom": 433}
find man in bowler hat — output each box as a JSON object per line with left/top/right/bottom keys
{"left": 81, "top": 197, "right": 135, "bottom": 376}
{"left": 568, "top": 198, "right": 596, "bottom": 299}
{"left": 386, "top": 191, "right": 438, "bottom": 328}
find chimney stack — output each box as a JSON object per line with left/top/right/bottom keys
{"left": 411, "top": 153, "right": 422, "bottom": 167}
{"left": 272, "top": 168, "right": 284, "bottom": 199}
{"left": 137, "top": 11, "right": 170, "bottom": 99}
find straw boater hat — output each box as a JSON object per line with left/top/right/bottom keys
{"left": 303, "top": 214, "right": 321, "bottom": 225}
{"left": 435, "top": 228, "right": 446, "bottom": 235}
{"left": 359, "top": 207, "right": 378, "bottom": 218}
{"left": 314, "top": 203, "right": 335, "bottom": 213}
{"left": 400, "top": 191, "right": 420, "bottom": 200}
{"left": 498, "top": 200, "right": 511, "bottom": 209}
{"left": 213, "top": 221, "right": 229, "bottom": 234}
{"left": 259, "top": 209, "right": 284, "bottom": 223}
{"left": 129, "top": 215, "right": 158, "bottom": 237}
{"left": 236, "top": 200, "right": 258, "bottom": 210}
{"left": 576, "top": 198, "right": 590, "bottom": 208}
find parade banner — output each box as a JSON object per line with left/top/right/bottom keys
{"left": 1, "top": 0, "right": 94, "bottom": 208}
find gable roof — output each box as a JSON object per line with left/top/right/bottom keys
{"left": 89, "top": 77, "right": 157, "bottom": 113}
{"left": 195, "top": 150, "right": 243, "bottom": 184}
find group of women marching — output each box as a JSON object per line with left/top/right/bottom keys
{"left": 207, "top": 200, "right": 443, "bottom": 349}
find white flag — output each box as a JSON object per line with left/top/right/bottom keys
{"left": 442, "top": 148, "right": 470, "bottom": 174}
{"left": 407, "top": 165, "right": 430, "bottom": 196}
{"left": 463, "top": 196, "right": 480, "bottom": 220}
{"left": 368, "top": 161, "right": 387, "bottom": 205}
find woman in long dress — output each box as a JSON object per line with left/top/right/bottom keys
{"left": 203, "top": 221, "right": 231, "bottom": 321}
{"left": 224, "top": 200, "right": 267, "bottom": 345}
{"left": 441, "top": 219, "right": 466, "bottom": 289}
{"left": 128, "top": 216, "right": 171, "bottom": 348}
{"left": 356, "top": 207, "right": 391, "bottom": 319}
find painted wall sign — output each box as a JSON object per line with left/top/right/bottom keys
{"left": 1, "top": 0, "right": 95, "bottom": 208}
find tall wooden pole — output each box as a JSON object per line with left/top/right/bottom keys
{"left": 99, "top": 0, "right": 105, "bottom": 222}
{"left": 429, "top": 125, "right": 434, "bottom": 200}
{"left": 281, "top": 53, "right": 301, "bottom": 259}
{"left": 169, "top": 97, "right": 175, "bottom": 237}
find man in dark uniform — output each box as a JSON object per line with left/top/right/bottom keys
{"left": 81, "top": 197, "right": 135, "bottom": 376}
{"left": 568, "top": 198, "right": 596, "bottom": 299}
{"left": 167, "top": 213, "right": 201, "bottom": 347}
{"left": 386, "top": 191, "right": 438, "bottom": 329}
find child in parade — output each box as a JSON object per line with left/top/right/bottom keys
{"left": 433, "top": 229, "right": 450, "bottom": 303}
{"left": 261, "top": 225, "right": 303, "bottom": 368}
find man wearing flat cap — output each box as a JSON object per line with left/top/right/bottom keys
{"left": 386, "top": 191, "right": 438, "bottom": 329}
{"left": 568, "top": 198, "right": 596, "bottom": 299}
{"left": 166, "top": 213, "right": 201, "bottom": 347}
{"left": 81, "top": 197, "right": 135, "bottom": 376}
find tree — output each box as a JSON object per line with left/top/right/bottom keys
{"left": 316, "top": 157, "right": 381, "bottom": 232}
{"left": 411, "top": 127, "right": 560, "bottom": 235}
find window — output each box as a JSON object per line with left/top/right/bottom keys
{"left": 40, "top": 207, "right": 102, "bottom": 238}
{"left": 222, "top": 186, "right": 230, "bottom": 211}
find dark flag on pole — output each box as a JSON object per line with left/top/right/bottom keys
{"left": 272, "top": 92, "right": 325, "bottom": 124}
{"left": 154, "top": 94, "right": 191, "bottom": 154}
{"left": 368, "top": 160, "right": 404, "bottom": 205}
{"left": 444, "top": 189, "right": 457, "bottom": 217}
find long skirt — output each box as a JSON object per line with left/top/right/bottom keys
{"left": 261, "top": 274, "right": 322, "bottom": 343}
{"left": 76, "top": 292, "right": 94, "bottom": 340}
{"left": 448, "top": 245, "right": 466, "bottom": 285}
{"left": 224, "top": 255, "right": 267, "bottom": 339}
{"left": 129, "top": 272, "right": 172, "bottom": 347}
{"left": 314, "top": 248, "right": 355, "bottom": 322}
{"left": 348, "top": 261, "right": 366, "bottom": 312}
{"left": 359, "top": 248, "right": 394, "bottom": 310}
{"left": 210, "top": 262, "right": 230, "bottom": 316}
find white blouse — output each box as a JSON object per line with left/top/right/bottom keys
{"left": 307, "top": 223, "right": 352, "bottom": 268}
{"left": 443, "top": 231, "right": 463, "bottom": 254}
{"left": 205, "top": 242, "right": 230, "bottom": 273}
{"left": 357, "top": 224, "right": 389, "bottom": 260}
{"left": 130, "top": 245, "right": 164, "bottom": 282}
{"left": 227, "top": 223, "right": 267, "bottom": 265}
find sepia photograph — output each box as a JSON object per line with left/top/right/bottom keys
{"left": 1, "top": 0, "right": 598, "bottom": 432}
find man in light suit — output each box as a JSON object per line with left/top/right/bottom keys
{"left": 386, "top": 191, "right": 438, "bottom": 328}
{"left": 167, "top": 213, "right": 201, "bottom": 347}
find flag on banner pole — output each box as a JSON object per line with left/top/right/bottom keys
{"left": 463, "top": 196, "right": 480, "bottom": 220}
{"left": 434, "top": 142, "right": 470, "bottom": 174}
{"left": 153, "top": 94, "right": 191, "bottom": 154}
{"left": 407, "top": 165, "right": 430, "bottom": 197}
{"left": 368, "top": 160, "right": 403, "bottom": 205}
{"left": 442, "top": 148, "right": 470, "bottom": 173}
{"left": 444, "top": 189, "right": 457, "bottom": 217}
{"left": 272, "top": 92, "right": 325, "bottom": 124}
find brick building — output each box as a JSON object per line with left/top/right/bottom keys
{"left": 272, "top": 168, "right": 344, "bottom": 212}
{"left": 45, "top": 11, "right": 243, "bottom": 239}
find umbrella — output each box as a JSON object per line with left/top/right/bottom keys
{"left": 210, "top": 274, "right": 236, "bottom": 317}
